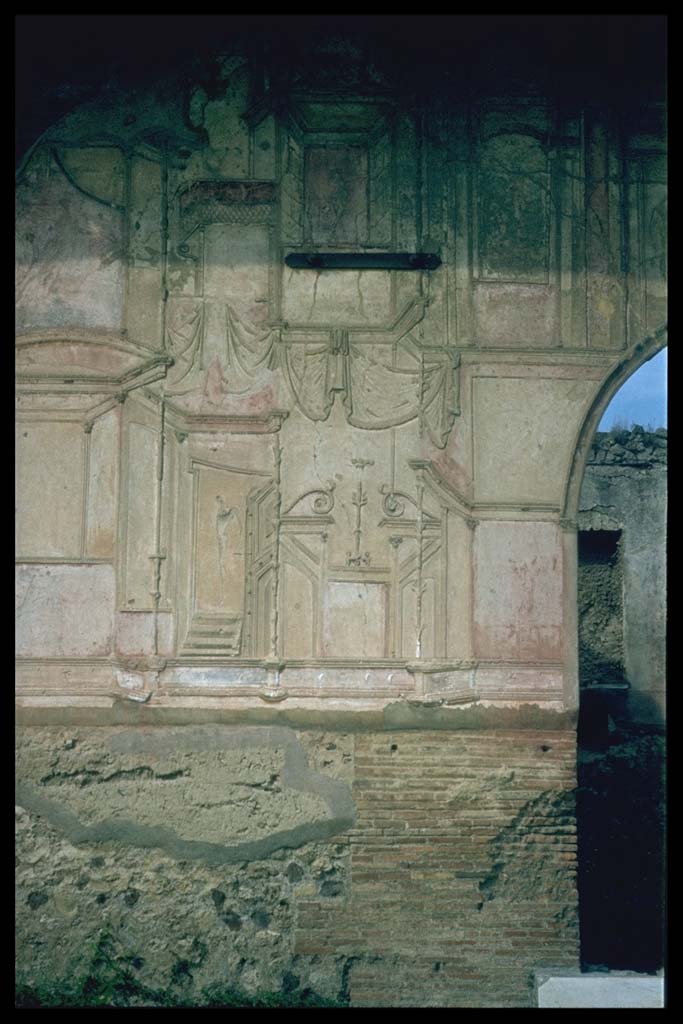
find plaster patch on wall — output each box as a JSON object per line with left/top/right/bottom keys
{"left": 15, "top": 726, "right": 356, "bottom": 864}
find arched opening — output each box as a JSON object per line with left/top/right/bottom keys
{"left": 564, "top": 330, "right": 666, "bottom": 973}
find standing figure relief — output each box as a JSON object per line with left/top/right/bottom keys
{"left": 215, "top": 496, "right": 242, "bottom": 606}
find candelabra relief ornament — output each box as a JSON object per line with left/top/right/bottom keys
{"left": 346, "top": 458, "right": 374, "bottom": 567}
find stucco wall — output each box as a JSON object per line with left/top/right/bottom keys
{"left": 15, "top": 43, "right": 667, "bottom": 715}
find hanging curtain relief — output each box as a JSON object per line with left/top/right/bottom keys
{"left": 166, "top": 300, "right": 460, "bottom": 449}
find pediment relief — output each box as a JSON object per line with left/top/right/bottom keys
{"left": 282, "top": 97, "right": 394, "bottom": 140}
{"left": 15, "top": 330, "right": 172, "bottom": 393}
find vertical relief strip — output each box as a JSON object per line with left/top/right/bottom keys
{"left": 585, "top": 111, "right": 618, "bottom": 349}
{"left": 416, "top": 106, "right": 425, "bottom": 252}
{"left": 440, "top": 509, "right": 449, "bottom": 660}
{"left": 389, "top": 534, "right": 403, "bottom": 659}
{"left": 451, "top": 111, "right": 475, "bottom": 346}
{"left": 150, "top": 398, "right": 166, "bottom": 656}
{"left": 270, "top": 434, "right": 283, "bottom": 665}
{"left": 415, "top": 468, "right": 426, "bottom": 660}
{"left": 122, "top": 152, "right": 132, "bottom": 334}
{"left": 80, "top": 423, "right": 92, "bottom": 560}
{"left": 160, "top": 147, "right": 170, "bottom": 352}
{"left": 558, "top": 128, "right": 580, "bottom": 347}
{"left": 244, "top": 502, "right": 255, "bottom": 657}
{"left": 150, "top": 146, "right": 170, "bottom": 654}
{"left": 315, "top": 529, "right": 328, "bottom": 659}
{"left": 619, "top": 131, "right": 631, "bottom": 348}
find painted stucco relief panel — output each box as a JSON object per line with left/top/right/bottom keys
{"left": 16, "top": 564, "right": 115, "bottom": 658}
{"left": 473, "top": 375, "right": 597, "bottom": 504}
{"left": 16, "top": 421, "right": 85, "bottom": 559}
{"left": 304, "top": 146, "right": 368, "bottom": 246}
{"left": 85, "top": 408, "right": 119, "bottom": 560}
{"left": 476, "top": 133, "right": 550, "bottom": 284}
{"left": 16, "top": 148, "right": 125, "bottom": 333}
{"left": 473, "top": 521, "right": 563, "bottom": 662}
{"left": 465, "top": 114, "right": 586, "bottom": 348}
{"left": 174, "top": 433, "right": 276, "bottom": 658}
{"left": 14, "top": 58, "right": 663, "bottom": 714}
{"left": 120, "top": 419, "right": 159, "bottom": 611}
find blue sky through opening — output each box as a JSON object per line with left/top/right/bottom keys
{"left": 598, "top": 348, "right": 667, "bottom": 431}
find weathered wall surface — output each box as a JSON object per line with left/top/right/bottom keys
{"left": 578, "top": 428, "right": 667, "bottom": 721}
{"left": 577, "top": 529, "right": 625, "bottom": 688}
{"left": 15, "top": 23, "right": 665, "bottom": 1007}
{"left": 16, "top": 717, "right": 578, "bottom": 1008}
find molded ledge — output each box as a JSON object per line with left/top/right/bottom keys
{"left": 15, "top": 699, "right": 579, "bottom": 732}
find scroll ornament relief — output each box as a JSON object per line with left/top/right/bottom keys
{"left": 279, "top": 456, "right": 453, "bottom": 667}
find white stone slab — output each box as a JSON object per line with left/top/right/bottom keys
{"left": 536, "top": 970, "right": 664, "bottom": 1008}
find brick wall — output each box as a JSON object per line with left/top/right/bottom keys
{"left": 296, "top": 729, "right": 579, "bottom": 1007}
{"left": 16, "top": 722, "right": 579, "bottom": 1007}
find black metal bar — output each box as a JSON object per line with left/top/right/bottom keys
{"left": 285, "top": 252, "right": 441, "bottom": 271}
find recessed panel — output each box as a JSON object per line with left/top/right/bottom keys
{"left": 473, "top": 376, "right": 596, "bottom": 504}
{"left": 323, "top": 581, "right": 387, "bottom": 659}
{"left": 16, "top": 421, "right": 84, "bottom": 558}
{"left": 203, "top": 223, "right": 271, "bottom": 331}
{"left": 85, "top": 409, "right": 119, "bottom": 558}
{"left": 305, "top": 147, "right": 368, "bottom": 246}
{"left": 473, "top": 521, "right": 563, "bottom": 661}
{"left": 477, "top": 134, "right": 550, "bottom": 283}
{"left": 193, "top": 466, "right": 252, "bottom": 616}
{"left": 16, "top": 564, "right": 114, "bottom": 657}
